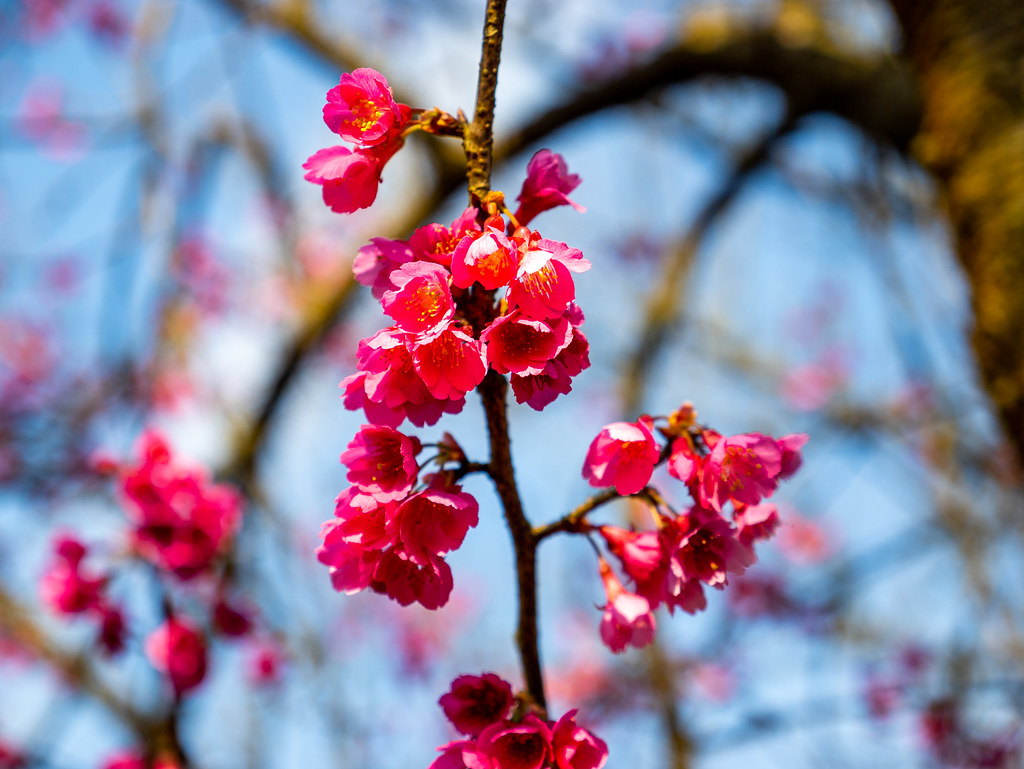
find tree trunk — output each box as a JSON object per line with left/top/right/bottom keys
{"left": 891, "top": 0, "right": 1024, "bottom": 467}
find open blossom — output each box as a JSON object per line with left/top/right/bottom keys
{"left": 734, "top": 502, "right": 780, "bottom": 548}
{"left": 667, "top": 509, "right": 754, "bottom": 588}
{"left": 381, "top": 261, "right": 455, "bottom": 334}
{"left": 700, "top": 432, "right": 783, "bottom": 512}
{"left": 353, "top": 237, "right": 414, "bottom": 300}
{"left": 145, "top": 617, "right": 207, "bottom": 695}
{"left": 386, "top": 488, "right": 479, "bottom": 565}
{"left": 439, "top": 673, "right": 515, "bottom": 737}
{"left": 451, "top": 218, "right": 518, "bottom": 290}
{"left": 340, "top": 424, "right": 422, "bottom": 502}
{"left": 552, "top": 710, "right": 608, "bottom": 769}
{"left": 598, "top": 560, "right": 656, "bottom": 653}
{"left": 582, "top": 416, "right": 660, "bottom": 496}
{"left": 412, "top": 324, "right": 488, "bottom": 400}
{"left": 303, "top": 144, "right": 386, "bottom": 214}
{"left": 507, "top": 236, "right": 590, "bottom": 320}
{"left": 475, "top": 715, "right": 554, "bottom": 769}
{"left": 371, "top": 548, "right": 453, "bottom": 610}
{"left": 409, "top": 208, "right": 480, "bottom": 268}
{"left": 482, "top": 312, "right": 572, "bottom": 377}
{"left": 514, "top": 150, "right": 585, "bottom": 226}
{"left": 323, "top": 68, "right": 407, "bottom": 146}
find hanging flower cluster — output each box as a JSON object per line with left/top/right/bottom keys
{"left": 582, "top": 403, "right": 808, "bottom": 653}
{"left": 311, "top": 70, "right": 591, "bottom": 611}
{"left": 429, "top": 673, "right": 607, "bottom": 769}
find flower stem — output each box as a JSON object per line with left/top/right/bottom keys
{"left": 478, "top": 370, "right": 547, "bottom": 714}
{"left": 463, "top": 0, "right": 546, "bottom": 714}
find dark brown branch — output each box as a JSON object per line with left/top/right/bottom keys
{"left": 533, "top": 488, "right": 622, "bottom": 541}
{"left": 464, "top": 0, "right": 508, "bottom": 204}
{"left": 461, "top": 0, "right": 547, "bottom": 713}
{"left": 496, "top": 28, "right": 920, "bottom": 160}
{"left": 478, "top": 372, "right": 546, "bottom": 713}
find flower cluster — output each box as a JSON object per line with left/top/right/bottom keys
{"left": 339, "top": 192, "right": 590, "bottom": 420}
{"left": 303, "top": 68, "right": 412, "bottom": 213}
{"left": 39, "top": 534, "right": 126, "bottom": 654}
{"left": 317, "top": 426, "right": 479, "bottom": 610}
{"left": 119, "top": 430, "right": 242, "bottom": 580}
{"left": 429, "top": 673, "right": 607, "bottom": 769}
{"left": 313, "top": 73, "right": 591, "bottom": 613}
{"left": 40, "top": 431, "right": 281, "bottom": 708}
{"left": 582, "top": 404, "right": 807, "bottom": 653}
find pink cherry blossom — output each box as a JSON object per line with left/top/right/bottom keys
{"left": 412, "top": 324, "right": 488, "bottom": 400}
{"left": 514, "top": 150, "right": 585, "bottom": 226}
{"left": 381, "top": 262, "right": 455, "bottom": 334}
{"left": 451, "top": 219, "right": 518, "bottom": 290}
{"left": 145, "top": 617, "right": 207, "bottom": 696}
{"left": 428, "top": 741, "right": 477, "bottom": 769}
{"left": 316, "top": 488, "right": 391, "bottom": 594}
{"left": 734, "top": 502, "right": 780, "bottom": 548}
{"left": 778, "top": 433, "right": 809, "bottom": 478}
{"left": 481, "top": 312, "right": 572, "bottom": 377}
{"left": 667, "top": 509, "right": 754, "bottom": 588}
{"left": 599, "top": 527, "right": 662, "bottom": 582}
{"left": 475, "top": 715, "right": 554, "bottom": 769}
{"left": 323, "top": 68, "right": 407, "bottom": 146}
{"left": 357, "top": 327, "right": 432, "bottom": 408}
{"left": 439, "top": 673, "right": 515, "bottom": 737}
{"left": 667, "top": 436, "right": 701, "bottom": 485}
{"left": 409, "top": 209, "right": 479, "bottom": 268}
{"left": 598, "top": 561, "right": 656, "bottom": 653}
{"left": 386, "top": 488, "right": 479, "bottom": 565}
{"left": 371, "top": 548, "right": 453, "bottom": 610}
{"left": 339, "top": 371, "right": 404, "bottom": 427}
{"left": 506, "top": 236, "right": 590, "bottom": 320}
{"left": 340, "top": 424, "right": 422, "bottom": 502}
{"left": 39, "top": 535, "right": 103, "bottom": 615}
{"left": 581, "top": 417, "right": 660, "bottom": 496}
{"left": 700, "top": 432, "right": 783, "bottom": 512}
{"left": 552, "top": 710, "right": 608, "bottom": 769}
{"left": 510, "top": 360, "right": 573, "bottom": 411}
{"left": 353, "top": 237, "right": 414, "bottom": 300}
{"left": 303, "top": 145, "right": 383, "bottom": 214}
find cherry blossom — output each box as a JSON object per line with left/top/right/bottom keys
{"left": 581, "top": 417, "right": 660, "bottom": 496}
{"left": 145, "top": 617, "right": 208, "bottom": 696}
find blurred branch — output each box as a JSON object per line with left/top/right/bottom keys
{"left": 0, "top": 587, "right": 149, "bottom": 733}
{"left": 495, "top": 26, "right": 920, "bottom": 160}
{"left": 621, "top": 113, "right": 800, "bottom": 414}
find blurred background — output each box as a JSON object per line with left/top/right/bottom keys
{"left": 1, "top": 0, "right": 1023, "bottom": 767}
